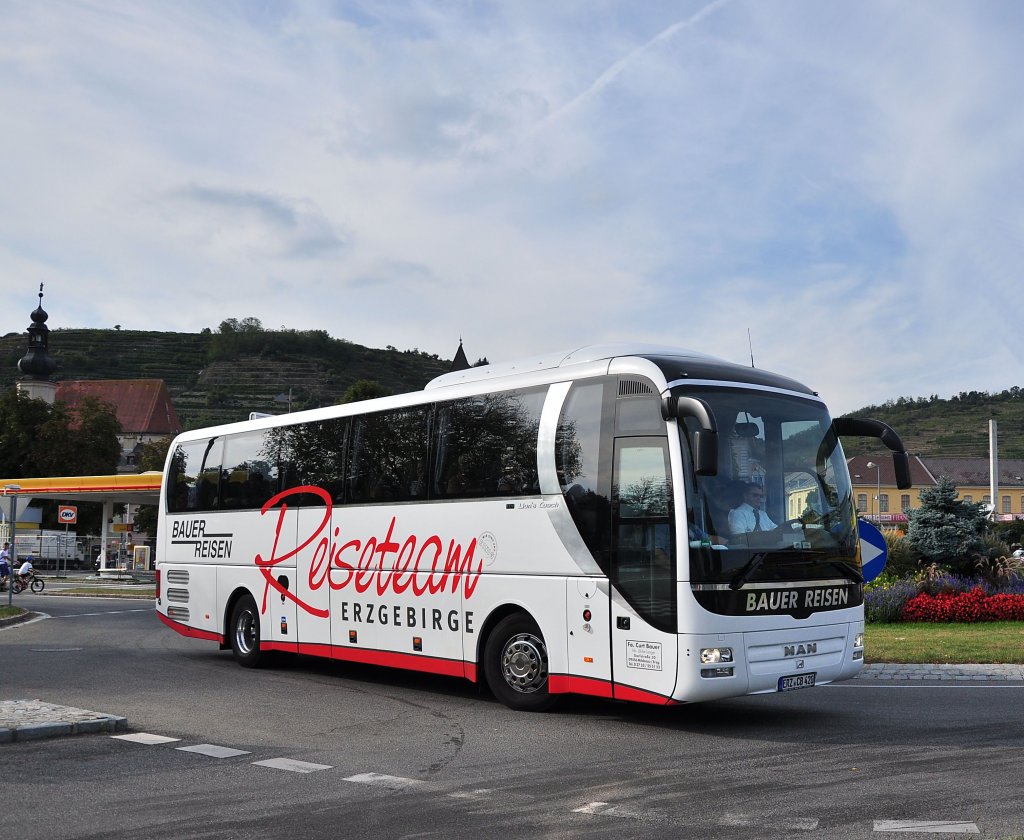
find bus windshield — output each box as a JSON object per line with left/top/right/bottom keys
{"left": 678, "top": 387, "right": 858, "bottom": 588}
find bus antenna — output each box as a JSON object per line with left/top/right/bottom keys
{"left": 747, "top": 329, "right": 756, "bottom": 368}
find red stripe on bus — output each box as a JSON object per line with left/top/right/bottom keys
{"left": 264, "top": 641, "right": 299, "bottom": 654}
{"left": 157, "top": 611, "right": 223, "bottom": 643}
{"left": 612, "top": 683, "right": 680, "bottom": 705}
{"left": 548, "top": 674, "right": 615, "bottom": 698}
{"left": 285, "top": 641, "right": 471, "bottom": 680}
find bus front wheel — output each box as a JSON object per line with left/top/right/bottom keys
{"left": 483, "top": 613, "right": 556, "bottom": 712}
{"left": 229, "top": 594, "right": 264, "bottom": 668}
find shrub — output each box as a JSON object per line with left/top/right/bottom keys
{"left": 901, "top": 587, "right": 1024, "bottom": 622}
{"left": 883, "top": 530, "right": 920, "bottom": 577}
{"left": 864, "top": 580, "right": 919, "bottom": 623}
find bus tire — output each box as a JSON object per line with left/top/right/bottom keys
{"left": 228, "top": 594, "right": 264, "bottom": 668}
{"left": 483, "top": 613, "right": 556, "bottom": 712}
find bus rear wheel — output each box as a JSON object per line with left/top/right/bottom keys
{"left": 229, "top": 594, "right": 264, "bottom": 668}
{"left": 484, "top": 613, "right": 556, "bottom": 712}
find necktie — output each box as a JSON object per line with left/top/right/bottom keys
{"left": 753, "top": 509, "right": 762, "bottom": 531}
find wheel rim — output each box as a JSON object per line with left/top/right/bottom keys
{"left": 500, "top": 632, "right": 547, "bottom": 694}
{"left": 234, "top": 607, "right": 257, "bottom": 655}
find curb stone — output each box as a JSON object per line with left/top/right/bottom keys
{"left": 0, "top": 700, "right": 127, "bottom": 744}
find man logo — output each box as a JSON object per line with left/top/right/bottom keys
{"left": 784, "top": 643, "right": 816, "bottom": 657}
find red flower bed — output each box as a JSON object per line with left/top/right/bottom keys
{"left": 901, "top": 587, "right": 1024, "bottom": 622}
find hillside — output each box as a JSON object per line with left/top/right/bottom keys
{"left": 841, "top": 390, "right": 1024, "bottom": 459}
{"left": 0, "top": 326, "right": 452, "bottom": 430}
{"left": 2, "top": 326, "right": 1020, "bottom": 455}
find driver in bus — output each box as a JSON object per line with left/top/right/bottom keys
{"left": 728, "top": 483, "right": 777, "bottom": 534}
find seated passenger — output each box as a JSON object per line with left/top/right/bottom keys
{"left": 728, "top": 483, "right": 777, "bottom": 534}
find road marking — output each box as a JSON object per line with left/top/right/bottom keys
{"left": 252, "top": 758, "right": 333, "bottom": 773}
{"left": 344, "top": 772, "right": 424, "bottom": 790}
{"left": 874, "top": 821, "right": 980, "bottom": 833}
{"left": 177, "top": 743, "right": 251, "bottom": 758}
{"left": 112, "top": 733, "right": 180, "bottom": 745}
{"left": 572, "top": 801, "right": 650, "bottom": 820}
{"left": 721, "top": 813, "right": 819, "bottom": 830}
{"left": 447, "top": 789, "right": 494, "bottom": 800}
{"left": 56, "top": 609, "right": 152, "bottom": 618}
{"left": 29, "top": 647, "right": 83, "bottom": 652}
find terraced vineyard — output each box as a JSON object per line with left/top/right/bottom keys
{"left": 0, "top": 327, "right": 452, "bottom": 430}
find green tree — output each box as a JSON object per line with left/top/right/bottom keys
{"left": 905, "top": 476, "right": 988, "bottom": 573}
{"left": 133, "top": 435, "right": 174, "bottom": 540}
{"left": 340, "top": 379, "right": 389, "bottom": 403}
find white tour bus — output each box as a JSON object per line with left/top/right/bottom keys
{"left": 156, "top": 344, "right": 910, "bottom": 711}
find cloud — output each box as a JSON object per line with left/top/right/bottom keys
{"left": 1, "top": 1, "right": 1022, "bottom": 419}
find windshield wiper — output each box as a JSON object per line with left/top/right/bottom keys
{"left": 828, "top": 560, "right": 863, "bottom": 583}
{"left": 729, "top": 553, "right": 768, "bottom": 590}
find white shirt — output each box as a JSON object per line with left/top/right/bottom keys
{"left": 728, "top": 503, "right": 777, "bottom": 535}
{"left": 18, "top": 561, "right": 33, "bottom": 575}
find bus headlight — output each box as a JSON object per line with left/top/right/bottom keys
{"left": 700, "top": 647, "right": 733, "bottom": 664}
{"left": 854, "top": 632, "right": 864, "bottom": 648}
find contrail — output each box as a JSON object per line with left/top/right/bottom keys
{"left": 531, "top": 0, "right": 731, "bottom": 133}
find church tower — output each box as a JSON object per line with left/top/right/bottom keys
{"left": 16, "top": 283, "right": 58, "bottom": 404}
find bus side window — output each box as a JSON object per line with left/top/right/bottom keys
{"left": 166, "top": 439, "right": 222, "bottom": 513}
{"left": 349, "top": 407, "right": 430, "bottom": 504}
{"left": 433, "top": 389, "right": 543, "bottom": 500}
{"left": 557, "top": 380, "right": 611, "bottom": 570}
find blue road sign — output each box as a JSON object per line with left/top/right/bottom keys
{"left": 858, "top": 519, "right": 888, "bottom": 583}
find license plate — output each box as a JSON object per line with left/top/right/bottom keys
{"left": 778, "top": 672, "right": 816, "bottom": 692}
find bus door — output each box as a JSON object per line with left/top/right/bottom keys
{"left": 292, "top": 502, "right": 334, "bottom": 653}
{"left": 609, "top": 437, "right": 680, "bottom": 702}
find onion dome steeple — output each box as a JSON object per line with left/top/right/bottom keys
{"left": 17, "top": 283, "right": 58, "bottom": 380}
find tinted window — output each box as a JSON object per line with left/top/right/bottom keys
{"left": 348, "top": 407, "right": 430, "bottom": 504}
{"left": 167, "top": 438, "right": 223, "bottom": 513}
{"left": 220, "top": 431, "right": 282, "bottom": 510}
{"left": 434, "top": 389, "right": 544, "bottom": 499}
{"left": 557, "top": 381, "right": 610, "bottom": 569}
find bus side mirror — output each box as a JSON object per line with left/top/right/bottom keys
{"left": 832, "top": 417, "right": 913, "bottom": 490}
{"left": 893, "top": 451, "right": 912, "bottom": 491}
{"left": 662, "top": 395, "right": 719, "bottom": 476}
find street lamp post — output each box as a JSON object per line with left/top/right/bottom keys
{"left": 866, "top": 462, "right": 881, "bottom": 523}
{"left": 3, "top": 484, "right": 21, "bottom": 609}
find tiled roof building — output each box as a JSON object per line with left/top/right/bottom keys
{"left": 55, "top": 379, "right": 181, "bottom": 472}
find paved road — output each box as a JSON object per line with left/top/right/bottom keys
{"left": 3, "top": 594, "right": 1024, "bottom": 839}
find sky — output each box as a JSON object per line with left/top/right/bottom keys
{"left": 1, "top": 1, "right": 1022, "bottom": 416}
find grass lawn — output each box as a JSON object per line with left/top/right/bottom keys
{"left": 0, "top": 605, "right": 24, "bottom": 619}
{"left": 867, "top": 622, "right": 1024, "bottom": 664}
{"left": 60, "top": 587, "right": 155, "bottom": 598}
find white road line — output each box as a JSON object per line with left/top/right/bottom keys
{"left": 176, "top": 744, "right": 251, "bottom": 758}
{"left": 55, "top": 609, "right": 152, "bottom": 618}
{"left": 252, "top": 758, "right": 333, "bottom": 773}
{"left": 111, "top": 733, "right": 181, "bottom": 745}
{"left": 447, "top": 789, "right": 494, "bottom": 800}
{"left": 874, "top": 820, "right": 980, "bottom": 834}
{"left": 572, "top": 801, "right": 650, "bottom": 820}
{"left": 721, "top": 814, "right": 819, "bottom": 830}
{"left": 344, "top": 772, "right": 424, "bottom": 790}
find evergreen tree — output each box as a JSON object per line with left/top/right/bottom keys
{"left": 905, "top": 476, "right": 988, "bottom": 572}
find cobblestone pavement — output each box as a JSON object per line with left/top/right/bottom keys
{"left": 858, "top": 663, "right": 1024, "bottom": 680}
{"left": 0, "top": 699, "right": 127, "bottom": 743}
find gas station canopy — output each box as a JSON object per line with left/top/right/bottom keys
{"left": 0, "top": 472, "right": 162, "bottom": 507}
